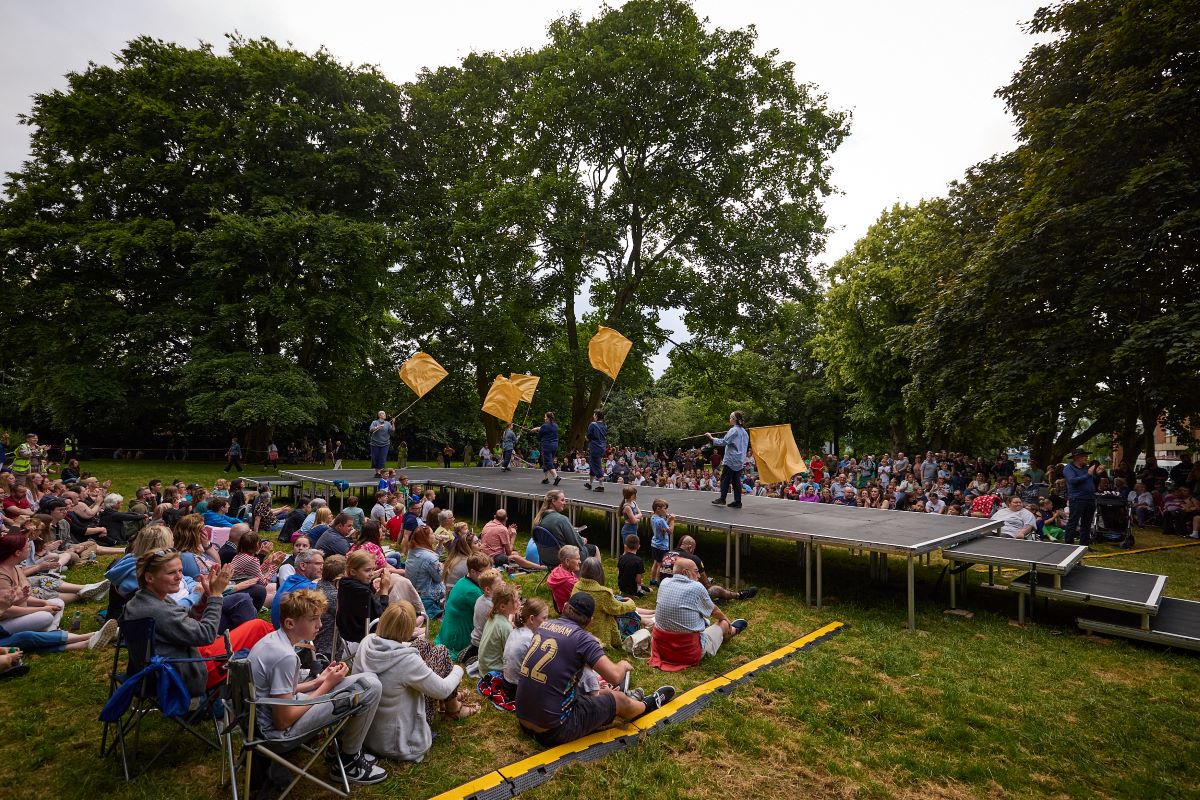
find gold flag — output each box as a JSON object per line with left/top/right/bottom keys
{"left": 588, "top": 326, "right": 633, "bottom": 381}
{"left": 508, "top": 373, "right": 540, "bottom": 404}
{"left": 748, "top": 424, "right": 806, "bottom": 485}
{"left": 481, "top": 375, "right": 524, "bottom": 423}
{"left": 397, "top": 352, "right": 448, "bottom": 399}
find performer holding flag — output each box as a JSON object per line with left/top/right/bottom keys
{"left": 368, "top": 411, "right": 394, "bottom": 473}
{"left": 584, "top": 409, "right": 607, "bottom": 492}
{"left": 706, "top": 410, "right": 749, "bottom": 509}
{"left": 529, "top": 412, "right": 561, "bottom": 485}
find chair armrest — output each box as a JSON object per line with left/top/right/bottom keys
{"left": 252, "top": 688, "right": 359, "bottom": 709}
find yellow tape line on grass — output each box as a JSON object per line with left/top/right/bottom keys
{"left": 1083, "top": 540, "right": 1200, "bottom": 559}
{"left": 427, "top": 620, "right": 846, "bottom": 800}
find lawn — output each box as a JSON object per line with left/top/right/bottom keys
{"left": 2, "top": 460, "right": 1198, "bottom": 800}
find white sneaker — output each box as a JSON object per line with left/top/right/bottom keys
{"left": 1190, "top": 533, "right": 1199, "bottom": 539}
{"left": 79, "top": 580, "right": 111, "bottom": 602}
{"left": 88, "top": 618, "right": 119, "bottom": 650}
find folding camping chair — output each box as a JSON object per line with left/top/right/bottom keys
{"left": 224, "top": 657, "right": 368, "bottom": 800}
{"left": 99, "top": 615, "right": 231, "bottom": 781}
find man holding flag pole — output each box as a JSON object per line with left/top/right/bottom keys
{"left": 584, "top": 409, "right": 607, "bottom": 492}
{"left": 706, "top": 411, "right": 750, "bottom": 509}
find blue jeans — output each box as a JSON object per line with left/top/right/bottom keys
{"left": 502, "top": 448, "right": 513, "bottom": 469}
{"left": 0, "top": 628, "right": 68, "bottom": 653}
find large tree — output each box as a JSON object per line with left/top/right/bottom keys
{"left": 988, "top": 0, "right": 1200, "bottom": 464}
{"left": 0, "top": 36, "right": 416, "bottom": 443}
{"left": 524, "top": 0, "right": 848, "bottom": 447}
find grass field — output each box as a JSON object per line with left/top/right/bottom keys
{"left": 3, "top": 460, "right": 1198, "bottom": 800}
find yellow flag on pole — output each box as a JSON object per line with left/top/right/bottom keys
{"left": 481, "top": 375, "right": 524, "bottom": 423}
{"left": 507, "top": 373, "right": 540, "bottom": 404}
{"left": 588, "top": 326, "right": 633, "bottom": 381}
{"left": 397, "top": 352, "right": 448, "bottom": 399}
{"left": 748, "top": 424, "right": 806, "bottom": 484}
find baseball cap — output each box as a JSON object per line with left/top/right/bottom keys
{"left": 566, "top": 592, "right": 596, "bottom": 618}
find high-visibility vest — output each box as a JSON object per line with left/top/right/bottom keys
{"left": 64, "top": 437, "right": 78, "bottom": 453}
{"left": 12, "top": 446, "right": 32, "bottom": 474}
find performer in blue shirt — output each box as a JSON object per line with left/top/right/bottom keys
{"left": 584, "top": 409, "right": 608, "bottom": 492}
{"left": 529, "top": 412, "right": 561, "bottom": 486}
{"left": 706, "top": 410, "right": 749, "bottom": 509}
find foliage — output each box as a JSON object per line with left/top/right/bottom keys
{"left": 0, "top": 35, "right": 414, "bottom": 441}
{"left": 524, "top": 0, "right": 849, "bottom": 446}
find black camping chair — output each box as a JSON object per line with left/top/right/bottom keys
{"left": 530, "top": 525, "right": 562, "bottom": 569}
{"left": 100, "top": 613, "right": 232, "bottom": 781}
{"left": 224, "top": 657, "right": 367, "bottom": 800}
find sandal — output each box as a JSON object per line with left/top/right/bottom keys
{"left": 0, "top": 664, "right": 30, "bottom": 680}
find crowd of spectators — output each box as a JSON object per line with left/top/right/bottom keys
{"left": 3, "top": 428, "right": 1198, "bottom": 792}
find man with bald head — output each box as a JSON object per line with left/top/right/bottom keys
{"left": 651, "top": 555, "right": 747, "bottom": 670}
{"left": 659, "top": 535, "right": 757, "bottom": 601}
{"left": 479, "top": 508, "right": 546, "bottom": 571}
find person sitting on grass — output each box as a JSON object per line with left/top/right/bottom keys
{"left": 515, "top": 592, "right": 675, "bottom": 747}
{"left": 229, "top": 532, "right": 288, "bottom": 609}
{"left": 649, "top": 556, "right": 747, "bottom": 672}
{"left": 0, "top": 582, "right": 117, "bottom": 656}
{"left": 271, "top": 549, "right": 324, "bottom": 628}
{"left": 442, "top": 526, "right": 477, "bottom": 591}
{"left": 351, "top": 519, "right": 403, "bottom": 575}
{"left": 547, "top": 544, "right": 581, "bottom": 612}
{"left": 659, "top": 536, "right": 757, "bottom": 601}
{"left": 336, "top": 550, "right": 392, "bottom": 651}
{"left": 463, "top": 568, "right": 503, "bottom": 665}
{"left": 122, "top": 548, "right": 273, "bottom": 692}
{"left": 434, "top": 552, "right": 491, "bottom": 660}
{"left": 617, "top": 534, "right": 652, "bottom": 598}
{"left": 249, "top": 589, "right": 388, "bottom": 785}
{"left": 479, "top": 508, "right": 544, "bottom": 571}
{"left": 571, "top": 557, "right": 654, "bottom": 649}
{"left": 354, "top": 601, "right": 473, "bottom": 763}
{"left": 314, "top": 554, "right": 346, "bottom": 659}
{"left": 501, "top": 598, "right": 549, "bottom": 698}
{"left": 991, "top": 495, "right": 1039, "bottom": 539}
{"left": 275, "top": 535, "right": 311, "bottom": 585}
{"left": 405, "top": 525, "right": 445, "bottom": 620}
{"left": 201, "top": 497, "right": 242, "bottom": 529}
{"left": 477, "top": 582, "right": 519, "bottom": 678}
{"left": 14, "top": 518, "right": 110, "bottom": 605}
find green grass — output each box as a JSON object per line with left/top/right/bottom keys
{"left": 4, "top": 460, "right": 1199, "bottom": 800}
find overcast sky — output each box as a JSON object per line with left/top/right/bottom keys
{"left": 1, "top": 0, "right": 1046, "bottom": 372}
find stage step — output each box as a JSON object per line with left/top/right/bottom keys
{"left": 1009, "top": 564, "right": 1168, "bottom": 627}
{"left": 1078, "top": 597, "right": 1200, "bottom": 652}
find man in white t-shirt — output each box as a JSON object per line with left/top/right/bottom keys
{"left": 925, "top": 496, "right": 946, "bottom": 514}
{"left": 990, "top": 495, "right": 1038, "bottom": 539}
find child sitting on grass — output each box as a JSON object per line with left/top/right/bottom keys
{"left": 462, "top": 567, "right": 503, "bottom": 665}
{"left": 477, "top": 582, "right": 519, "bottom": 677}
{"left": 617, "top": 534, "right": 652, "bottom": 598}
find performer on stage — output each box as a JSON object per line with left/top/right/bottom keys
{"left": 706, "top": 411, "right": 749, "bottom": 509}
{"left": 368, "top": 411, "right": 394, "bottom": 473}
{"left": 500, "top": 423, "right": 517, "bottom": 472}
{"left": 529, "top": 412, "right": 561, "bottom": 485}
{"left": 584, "top": 409, "right": 607, "bottom": 492}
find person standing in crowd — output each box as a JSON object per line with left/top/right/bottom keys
{"left": 585, "top": 409, "right": 607, "bottom": 492}
{"left": 397, "top": 440, "right": 408, "bottom": 470}
{"left": 1063, "top": 448, "right": 1100, "bottom": 547}
{"left": 63, "top": 433, "right": 79, "bottom": 464}
{"left": 223, "top": 436, "right": 243, "bottom": 473}
{"left": 529, "top": 412, "right": 560, "bottom": 485}
{"left": 369, "top": 411, "right": 394, "bottom": 473}
{"left": 332, "top": 440, "right": 345, "bottom": 470}
{"left": 706, "top": 411, "right": 749, "bottom": 509}
{"left": 500, "top": 424, "right": 517, "bottom": 472}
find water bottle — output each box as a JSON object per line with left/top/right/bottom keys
{"left": 70, "top": 611, "right": 81, "bottom": 632}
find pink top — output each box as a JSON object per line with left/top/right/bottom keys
{"left": 351, "top": 541, "right": 388, "bottom": 570}
{"left": 547, "top": 566, "right": 578, "bottom": 612}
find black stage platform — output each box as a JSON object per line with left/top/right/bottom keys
{"left": 281, "top": 467, "right": 998, "bottom": 629}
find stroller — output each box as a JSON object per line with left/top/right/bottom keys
{"left": 1094, "top": 493, "right": 1135, "bottom": 548}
